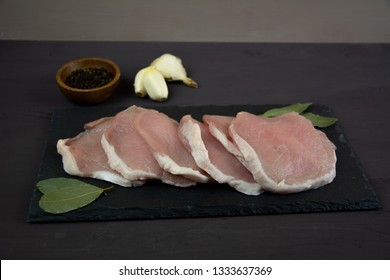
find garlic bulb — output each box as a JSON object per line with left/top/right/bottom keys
{"left": 133, "top": 53, "right": 198, "bottom": 101}
{"left": 151, "top": 53, "right": 198, "bottom": 88}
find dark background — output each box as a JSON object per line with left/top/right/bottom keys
{"left": 0, "top": 41, "right": 389, "bottom": 259}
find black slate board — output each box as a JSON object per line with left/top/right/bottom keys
{"left": 27, "top": 104, "right": 381, "bottom": 222}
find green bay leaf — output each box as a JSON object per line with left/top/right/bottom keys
{"left": 261, "top": 102, "right": 312, "bottom": 117}
{"left": 37, "top": 178, "right": 114, "bottom": 214}
{"left": 301, "top": 112, "right": 338, "bottom": 128}
{"left": 37, "top": 177, "right": 87, "bottom": 194}
{"left": 39, "top": 184, "right": 104, "bottom": 214}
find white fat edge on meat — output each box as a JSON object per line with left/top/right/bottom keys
{"left": 207, "top": 122, "right": 251, "bottom": 170}
{"left": 153, "top": 152, "right": 210, "bottom": 183}
{"left": 91, "top": 170, "right": 141, "bottom": 187}
{"left": 57, "top": 139, "right": 83, "bottom": 177}
{"left": 228, "top": 180, "right": 264, "bottom": 196}
{"left": 159, "top": 173, "right": 198, "bottom": 187}
{"left": 207, "top": 123, "right": 242, "bottom": 157}
{"left": 230, "top": 129, "right": 337, "bottom": 195}
{"left": 101, "top": 134, "right": 159, "bottom": 182}
{"left": 180, "top": 119, "right": 233, "bottom": 183}
{"left": 180, "top": 118, "right": 263, "bottom": 196}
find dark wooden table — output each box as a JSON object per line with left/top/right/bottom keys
{"left": 1, "top": 40, "right": 389, "bottom": 259}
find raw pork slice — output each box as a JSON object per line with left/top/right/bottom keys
{"left": 229, "top": 112, "right": 337, "bottom": 194}
{"left": 179, "top": 115, "right": 262, "bottom": 195}
{"left": 203, "top": 114, "right": 254, "bottom": 173}
{"left": 203, "top": 114, "right": 249, "bottom": 170}
{"left": 57, "top": 117, "right": 133, "bottom": 187}
{"left": 101, "top": 106, "right": 195, "bottom": 187}
{"left": 135, "top": 107, "right": 211, "bottom": 183}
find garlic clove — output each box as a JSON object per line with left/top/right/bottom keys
{"left": 142, "top": 66, "right": 169, "bottom": 101}
{"left": 133, "top": 67, "right": 148, "bottom": 97}
{"left": 151, "top": 53, "right": 198, "bottom": 88}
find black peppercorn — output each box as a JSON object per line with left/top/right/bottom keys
{"left": 65, "top": 67, "right": 114, "bottom": 89}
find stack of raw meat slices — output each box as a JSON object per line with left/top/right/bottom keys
{"left": 57, "top": 105, "right": 337, "bottom": 195}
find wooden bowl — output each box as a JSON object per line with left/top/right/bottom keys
{"left": 56, "top": 57, "right": 120, "bottom": 105}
